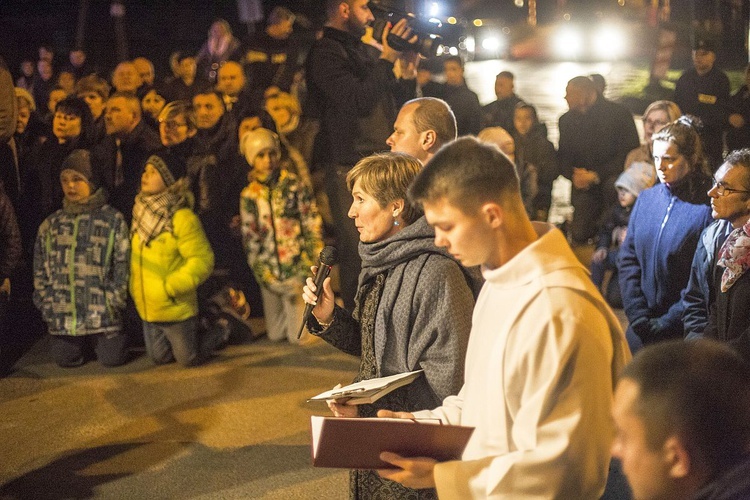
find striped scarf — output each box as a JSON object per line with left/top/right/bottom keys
{"left": 131, "top": 179, "right": 192, "bottom": 246}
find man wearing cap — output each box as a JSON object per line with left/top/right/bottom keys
{"left": 33, "top": 149, "right": 131, "bottom": 367}
{"left": 674, "top": 35, "right": 731, "bottom": 170}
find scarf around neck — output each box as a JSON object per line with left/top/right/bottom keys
{"left": 63, "top": 188, "right": 107, "bottom": 215}
{"left": 717, "top": 219, "right": 750, "bottom": 292}
{"left": 131, "top": 179, "right": 192, "bottom": 246}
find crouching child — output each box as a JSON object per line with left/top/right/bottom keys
{"left": 130, "top": 153, "right": 218, "bottom": 366}
{"left": 33, "top": 149, "right": 130, "bottom": 367}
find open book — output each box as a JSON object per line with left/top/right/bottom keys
{"left": 307, "top": 370, "right": 424, "bottom": 405}
{"left": 310, "top": 416, "right": 475, "bottom": 469}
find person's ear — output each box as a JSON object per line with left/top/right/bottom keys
{"left": 481, "top": 202, "right": 503, "bottom": 229}
{"left": 663, "top": 436, "right": 691, "bottom": 479}
{"left": 421, "top": 130, "right": 437, "bottom": 151}
{"left": 340, "top": 1, "right": 349, "bottom": 19}
{"left": 390, "top": 198, "right": 405, "bottom": 218}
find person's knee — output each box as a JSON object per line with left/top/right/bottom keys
{"left": 52, "top": 351, "right": 86, "bottom": 367}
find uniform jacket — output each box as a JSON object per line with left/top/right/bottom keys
{"left": 33, "top": 189, "right": 130, "bottom": 336}
{"left": 674, "top": 66, "right": 731, "bottom": 168}
{"left": 239, "top": 168, "right": 322, "bottom": 287}
{"left": 130, "top": 208, "right": 214, "bottom": 323}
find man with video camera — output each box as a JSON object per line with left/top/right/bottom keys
{"left": 306, "top": 0, "right": 418, "bottom": 310}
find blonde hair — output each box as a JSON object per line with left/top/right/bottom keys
{"left": 643, "top": 100, "right": 681, "bottom": 124}
{"left": 346, "top": 152, "right": 423, "bottom": 225}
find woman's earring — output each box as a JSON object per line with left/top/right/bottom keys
{"left": 393, "top": 211, "right": 400, "bottom": 226}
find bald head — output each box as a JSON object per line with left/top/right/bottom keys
{"left": 565, "top": 76, "right": 598, "bottom": 113}
{"left": 112, "top": 61, "right": 142, "bottom": 94}
{"left": 217, "top": 61, "right": 246, "bottom": 96}
{"left": 387, "top": 97, "right": 457, "bottom": 164}
{"left": 478, "top": 127, "right": 515, "bottom": 161}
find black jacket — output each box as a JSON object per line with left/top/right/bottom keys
{"left": 307, "top": 27, "right": 409, "bottom": 167}
{"left": 91, "top": 120, "right": 163, "bottom": 223}
{"left": 443, "top": 83, "right": 482, "bottom": 136}
{"left": 558, "top": 97, "right": 640, "bottom": 183}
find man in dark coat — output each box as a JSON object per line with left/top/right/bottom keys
{"left": 305, "top": 0, "right": 415, "bottom": 310}
{"left": 558, "top": 76, "right": 640, "bottom": 244}
{"left": 92, "top": 92, "right": 162, "bottom": 224}
{"left": 674, "top": 36, "right": 731, "bottom": 171}
{"left": 704, "top": 149, "right": 750, "bottom": 360}
{"left": 482, "top": 71, "right": 522, "bottom": 133}
{"left": 441, "top": 55, "right": 481, "bottom": 137}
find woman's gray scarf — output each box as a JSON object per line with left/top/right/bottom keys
{"left": 357, "top": 216, "right": 459, "bottom": 377}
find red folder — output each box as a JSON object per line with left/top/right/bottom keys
{"left": 310, "top": 416, "right": 475, "bottom": 469}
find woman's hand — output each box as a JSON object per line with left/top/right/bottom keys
{"left": 302, "top": 265, "right": 335, "bottom": 325}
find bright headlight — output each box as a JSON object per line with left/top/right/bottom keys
{"left": 593, "top": 26, "right": 626, "bottom": 59}
{"left": 554, "top": 27, "right": 583, "bottom": 59}
{"left": 482, "top": 36, "right": 501, "bottom": 51}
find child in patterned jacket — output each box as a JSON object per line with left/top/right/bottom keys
{"left": 33, "top": 149, "right": 130, "bottom": 367}
{"left": 239, "top": 128, "right": 323, "bottom": 344}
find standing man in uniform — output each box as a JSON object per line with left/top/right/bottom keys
{"left": 674, "top": 36, "right": 731, "bottom": 170}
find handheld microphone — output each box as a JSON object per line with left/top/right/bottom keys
{"left": 297, "top": 246, "right": 338, "bottom": 339}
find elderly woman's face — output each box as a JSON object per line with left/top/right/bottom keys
{"left": 348, "top": 179, "right": 402, "bottom": 243}
{"left": 653, "top": 139, "right": 690, "bottom": 185}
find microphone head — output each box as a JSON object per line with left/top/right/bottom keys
{"left": 319, "top": 246, "right": 338, "bottom": 266}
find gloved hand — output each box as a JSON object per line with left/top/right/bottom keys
{"left": 647, "top": 318, "right": 668, "bottom": 339}
{"left": 630, "top": 317, "right": 651, "bottom": 340}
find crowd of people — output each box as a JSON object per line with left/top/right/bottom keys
{"left": 3, "top": 0, "right": 750, "bottom": 498}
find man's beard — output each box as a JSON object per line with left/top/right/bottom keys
{"left": 346, "top": 18, "right": 368, "bottom": 38}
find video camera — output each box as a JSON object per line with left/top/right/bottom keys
{"left": 368, "top": 0, "right": 442, "bottom": 58}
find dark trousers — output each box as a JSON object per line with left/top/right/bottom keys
{"left": 326, "top": 165, "right": 360, "bottom": 311}
{"left": 590, "top": 249, "right": 623, "bottom": 309}
{"left": 570, "top": 175, "right": 617, "bottom": 244}
{"left": 49, "top": 332, "right": 129, "bottom": 367}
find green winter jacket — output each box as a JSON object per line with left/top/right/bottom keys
{"left": 130, "top": 208, "right": 214, "bottom": 322}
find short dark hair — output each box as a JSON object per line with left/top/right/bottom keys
{"left": 192, "top": 89, "right": 226, "bottom": 111}
{"left": 408, "top": 136, "right": 520, "bottom": 214}
{"left": 443, "top": 55, "right": 464, "bottom": 68}
{"left": 621, "top": 340, "right": 750, "bottom": 476}
{"left": 514, "top": 101, "right": 538, "bottom": 123}
{"left": 404, "top": 97, "right": 457, "bottom": 146}
{"left": 496, "top": 71, "right": 514, "bottom": 80}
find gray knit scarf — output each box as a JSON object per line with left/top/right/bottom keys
{"left": 357, "top": 216, "right": 465, "bottom": 376}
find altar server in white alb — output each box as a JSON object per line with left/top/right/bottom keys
{"left": 377, "top": 137, "right": 631, "bottom": 499}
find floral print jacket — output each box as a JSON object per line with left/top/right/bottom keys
{"left": 239, "top": 169, "right": 323, "bottom": 288}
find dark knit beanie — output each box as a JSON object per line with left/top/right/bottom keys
{"left": 146, "top": 152, "right": 186, "bottom": 187}
{"left": 61, "top": 149, "right": 99, "bottom": 190}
